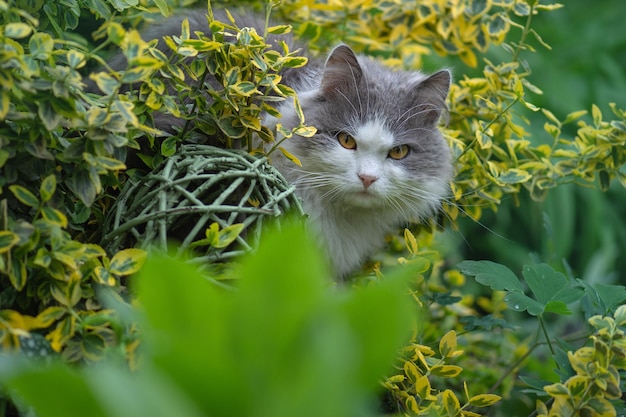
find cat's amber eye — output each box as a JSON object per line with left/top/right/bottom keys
{"left": 388, "top": 144, "right": 410, "bottom": 160}
{"left": 337, "top": 132, "right": 357, "bottom": 150}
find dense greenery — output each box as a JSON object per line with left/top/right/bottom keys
{"left": 0, "top": 0, "right": 625, "bottom": 416}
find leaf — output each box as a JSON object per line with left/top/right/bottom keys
{"left": 505, "top": 292, "right": 544, "bottom": 316}
{"left": 38, "top": 101, "right": 61, "bottom": 130}
{"left": 161, "top": 136, "right": 178, "bottom": 157}
{"left": 90, "top": 72, "right": 118, "bottom": 95}
{"left": 0, "top": 359, "right": 109, "bottom": 417}
{"left": 9, "top": 256, "right": 28, "bottom": 291}
{"left": 109, "top": 249, "right": 147, "bottom": 276}
{"left": 32, "top": 306, "right": 67, "bottom": 329}
{"left": 404, "top": 228, "right": 418, "bottom": 255}
{"left": 267, "top": 25, "right": 292, "bottom": 35}
{"left": 544, "top": 382, "right": 569, "bottom": 397}
{"left": 214, "top": 223, "right": 244, "bottom": 249}
{"left": 41, "top": 207, "right": 68, "bottom": 228}
{"left": 278, "top": 146, "right": 302, "bottom": 167}
{"left": 5, "top": 22, "right": 32, "bottom": 39}
{"left": 439, "top": 330, "right": 457, "bottom": 358}
{"left": 40, "top": 174, "right": 57, "bottom": 202}
{"left": 498, "top": 168, "right": 532, "bottom": 184}
{"left": 469, "top": 393, "right": 501, "bottom": 407}
{"left": 522, "top": 264, "right": 568, "bottom": 305}
{"left": 0, "top": 90, "right": 10, "bottom": 119}
{"left": 0, "top": 231, "right": 20, "bottom": 253}
{"left": 67, "top": 168, "right": 97, "bottom": 207}
{"left": 430, "top": 365, "right": 463, "bottom": 378}
{"left": 457, "top": 260, "right": 522, "bottom": 292}
{"left": 9, "top": 185, "right": 39, "bottom": 208}
{"left": 94, "top": 156, "right": 126, "bottom": 171}
{"left": 543, "top": 300, "right": 571, "bottom": 315}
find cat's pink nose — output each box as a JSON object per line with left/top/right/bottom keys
{"left": 358, "top": 174, "right": 378, "bottom": 188}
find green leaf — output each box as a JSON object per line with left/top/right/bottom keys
{"left": 457, "top": 260, "right": 523, "bottom": 292}
{"left": 9, "top": 185, "right": 39, "bottom": 208}
{"left": 109, "top": 248, "right": 147, "bottom": 276}
{"left": 522, "top": 263, "right": 567, "bottom": 305}
{"left": 40, "top": 174, "right": 57, "bottom": 202}
{"left": 38, "top": 101, "right": 61, "bottom": 130}
{"left": 67, "top": 168, "right": 97, "bottom": 207}
{"left": 543, "top": 300, "right": 571, "bottom": 315}
{"left": 505, "top": 292, "right": 544, "bottom": 316}
{"left": 160, "top": 136, "right": 177, "bottom": 157}
{"left": 0, "top": 359, "right": 109, "bottom": 417}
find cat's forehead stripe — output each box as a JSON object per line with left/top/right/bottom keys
{"left": 355, "top": 119, "right": 394, "bottom": 149}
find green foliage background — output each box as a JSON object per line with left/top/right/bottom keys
{"left": 0, "top": 0, "right": 625, "bottom": 416}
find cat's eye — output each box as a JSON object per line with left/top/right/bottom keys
{"left": 388, "top": 145, "right": 410, "bottom": 160}
{"left": 337, "top": 132, "right": 357, "bottom": 150}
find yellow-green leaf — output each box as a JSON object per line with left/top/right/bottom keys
{"left": 90, "top": 72, "right": 118, "bottom": 95}
{"left": 403, "top": 360, "right": 421, "bottom": 383}
{"left": 0, "top": 90, "right": 9, "bottom": 119}
{"left": 439, "top": 330, "right": 457, "bottom": 358}
{"left": 279, "top": 146, "right": 302, "bottom": 167}
{"left": 5, "top": 22, "right": 32, "bottom": 39}
{"left": 404, "top": 228, "right": 418, "bottom": 255}
{"left": 0, "top": 231, "right": 19, "bottom": 253}
{"left": 544, "top": 382, "right": 569, "bottom": 397}
{"left": 41, "top": 207, "right": 68, "bottom": 228}
{"left": 40, "top": 174, "right": 57, "bottom": 202}
{"left": 498, "top": 169, "right": 532, "bottom": 184}
{"left": 430, "top": 364, "right": 463, "bottom": 378}
{"left": 9, "top": 185, "right": 39, "bottom": 207}
{"left": 214, "top": 223, "right": 244, "bottom": 249}
{"left": 442, "top": 389, "right": 461, "bottom": 415}
{"left": 267, "top": 24, "right": 292, "bottom": 35}
{"left": 95, "top": 155, "right": 126, "bottom": 171}
{"left": 109, "top": 248, "right": 147, "bottom": 276}
{"left": 33, "top": 306, "right": 67, "bottom": 328}
{"left": 468, "top": 393, "right": 501, "bottom": 407}
{"left": 415, "top": 375, "right": 434, "bottom": 400}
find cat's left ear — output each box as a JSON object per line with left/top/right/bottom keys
{"left": 320, "top": 44, "right": 363, "bottom": 98}
{"left": 413, "top": 69, "right": 452, "bottom": 125}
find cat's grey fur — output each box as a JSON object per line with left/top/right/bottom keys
{"left": 95, "top": 10, "right": 453, "bottom": 278}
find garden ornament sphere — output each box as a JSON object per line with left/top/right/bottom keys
{"left": 102, "top": 144, "right": 303, "bottom": 262}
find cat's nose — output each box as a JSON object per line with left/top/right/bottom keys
{"left": 358, "top": 174, "right": 378, "bottom": 188}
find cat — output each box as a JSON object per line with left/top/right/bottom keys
{"left": 94, "top": 9, "right": 453, "bottom": 278}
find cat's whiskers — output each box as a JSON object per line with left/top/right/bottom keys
{"left": 394, "top": 104, "right": 440, "bottom": 132}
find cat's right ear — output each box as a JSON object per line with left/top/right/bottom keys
{"left": 320, "top": 44, "right": 363, "bottom": 97}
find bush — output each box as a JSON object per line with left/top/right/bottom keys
{"left": 0, "top": 0, "right": 625, "bottom": 416}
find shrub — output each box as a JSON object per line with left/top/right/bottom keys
{"left": 0, "top": 0, "right": 625, "bottom": 416}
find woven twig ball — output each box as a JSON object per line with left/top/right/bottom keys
{"left": 102, "top": 144, "right": 303, "bottom": 262}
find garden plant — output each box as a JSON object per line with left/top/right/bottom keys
{"left": 0, "top": 0, "right": 625, "bottom": 416}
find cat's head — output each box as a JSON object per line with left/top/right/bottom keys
{"left": 274, "top": 45, "right": 453, "bottom": 223}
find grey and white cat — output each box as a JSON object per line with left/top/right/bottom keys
{"left": 100, "top": 10, "right": 453, "bottom": 278}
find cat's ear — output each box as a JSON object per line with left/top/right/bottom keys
{"left": 320, "top": 44, "right": 363, "bottom": 97}
{"left": 413, "top": 69, "right": 451, "bottom": 125}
